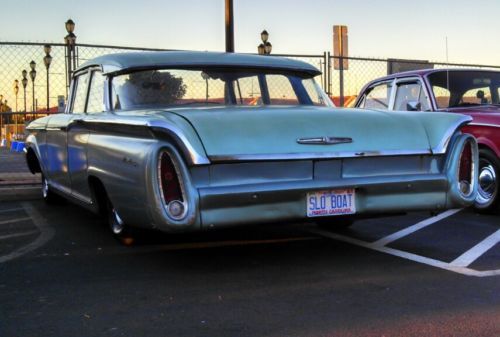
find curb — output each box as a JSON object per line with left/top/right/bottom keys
{"left": 0, "top": 185, "right": 42, "bottom": 202}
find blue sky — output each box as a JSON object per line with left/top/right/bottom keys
{"left": 1, "top": 0, "right": 499, "bottom": 65}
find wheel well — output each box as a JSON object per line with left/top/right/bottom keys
{"left": 478, "top": 143, "right": 500, "bottom": 157}
{"left": 88, "top": 176, "right": 108, "bottom": 216}
{"left": 26, "top": 148, "right": 41, "bottom": 174}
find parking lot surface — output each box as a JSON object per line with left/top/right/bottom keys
{"left": 0, "top": 198, "right": 499, "bottom": 337}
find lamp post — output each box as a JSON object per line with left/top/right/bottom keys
{"left": 257, "top": 30, "right": 272, "bottom": 55}
{"left": 43, "top": 44, "right": 53, "bottom": 112}
{"left": 29, "top": 61, "right": 37, "bottom": 116}
{"left": 13, "top": 80, "right": 19, "bottom": 112}
{"left": 201, "top": 72, "right": 210, "bottom": 103}
{"left": 12, "top": 80, "right": 19, "bottom": 139}
{"left": 64, "top": 19, "right": 76, "bottom": 94}
{"left": 21, "top": 70, "right": 28, "bottom": 113}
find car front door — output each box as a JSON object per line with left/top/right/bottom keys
{"left": 45, "top": 71, "right": 89, "bottom": 195}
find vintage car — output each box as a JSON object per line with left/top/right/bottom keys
{"left": 355, "top": 69, "right": 500, "bottom": 213}
{"left": 25, "top": 51, "right": 478, "bottom": 241}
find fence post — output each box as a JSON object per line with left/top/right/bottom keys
{"left": 327, "top": 51, "right": 332, "bottom": 96}
{"left": 64, "top": 46, "right": 68, "bottom": 97}
{"left": 339, "top": 55, "right": 344, "bottom": 107}
{"left": 321, "top": 51, "right": 328, "bottom": 92}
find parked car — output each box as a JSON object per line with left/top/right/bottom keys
{"left": 25, "top": 51, "right": 478, "bottom": 242}
{"left": 355, "top": 69, "right": 500, "bottom": 213}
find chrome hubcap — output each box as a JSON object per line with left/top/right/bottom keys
{"left": 476, "top": 163, "right": 497, "bottom": 206}
{"left": 111, "top": 208, "right": 124, "bottom": 235}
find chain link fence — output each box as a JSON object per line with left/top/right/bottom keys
{"left": 1, "top": 41, "right": 499, "bottom": 188}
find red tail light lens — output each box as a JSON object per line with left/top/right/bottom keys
{"left": 458, "top": 141, "right": 473, "bottom": 196}
{"left": 459, "top": 141, "right": 472, "bottom": 183}
{"left": 159, "top": 152, "right": 184, "bottom": 205}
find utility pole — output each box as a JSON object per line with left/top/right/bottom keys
{"left": 225, "top": 0, "right": 234, "bottom": 52}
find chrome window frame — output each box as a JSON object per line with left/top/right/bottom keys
{"left": 391, "top": 76, "right": 432, "bottom": 111}
{"left": 356, "top": 80, "right": 395, "bottom": 110}
{"left": 86, "top": 69, "right": 108, "bottom": 115}
{"left": 67, "top": 69, "right": 90, "bottom": 114}
{"left": 68, "top": 66, "right": 105, "bottom": 115}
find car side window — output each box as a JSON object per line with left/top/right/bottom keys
{"left": 359, "top": 82, "right": 391, "bottom": 110}
{"left": 232, "top": 75, "right": 263, "bottom": 105}
{"left": 71, "top": 72, "right": 89, "bottom": 114}
{"left": 394, "top": 81, "right": 429, "bottom": 111}
{"left": 432, "top": 86, "right": 451, "bottom": 109}
{"left": 87, "top": 71, "right": 106, "bottom": 114}
{"left": 266, "top": 75, "right": 299, "bottom": 105}
{"left": 462, "top": 87, "right": 491, "bottom": 105}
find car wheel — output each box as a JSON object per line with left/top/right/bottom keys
{"left": 315, "top": 216, "right": 354, "bottom": 231}
{"left": 41, "top": 174, "right": 62, "bottom": 204}
{"left": 107, "top": 198, "right": 135, "bottom": 245}
{"left": 475, "top": 148, "right": 500, "bottom": 214}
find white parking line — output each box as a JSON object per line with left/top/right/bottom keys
{"left": 0, "top": 217, "right": 31, "bottom": 225}
{"left": 0, "top": 207, "right": 24, "bottom": 214}
{"left": 372, "top": 209, "right": 461, "bottom": 247}
{"left": 450, "top": 229, "right": 500, "bottom": 267}
{"left": 0, "top": 203, "right": 54, "bottom": 264}
{"left": 309, "top": 227, "right": 500, "bottom": 277}
{"left": 0, "top": 230, "right": 39, "bottom": 241}
{"left": 308, "top": 208, "right": 500, "bottom": 277}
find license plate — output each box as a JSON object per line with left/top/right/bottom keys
{"left": 306, "top": 189, "right": 356, "bottom": 217}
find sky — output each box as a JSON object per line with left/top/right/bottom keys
{"left": 1, "top": 0, "right": 499, "bottom": 65}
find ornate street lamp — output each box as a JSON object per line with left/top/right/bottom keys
{"left": 257, "top": 30, "right": 272, "bottom": 55}
{"left": 261, "top": 30, "right": 269, "bottom": 43}
{"left": 64, "top": 19, "right": 77, "bottom": 94}
{"left": 43, "top": 44, "right": 53, "bottom": 112}
{"left": 29, "top": 61, "right": 37, "bottom": 113}
{"left": 21, "top": 70, "right": 28, "bottom": 113}
{"left": 65, "top": 19, "right": 75, "bottom": 33}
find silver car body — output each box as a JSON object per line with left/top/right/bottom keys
{"left": 25, "top": 51, "right": 478, "bottom": 233}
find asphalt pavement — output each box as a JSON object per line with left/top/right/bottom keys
{"left": 0, "top": 198, "right": 498, "bottom": 337}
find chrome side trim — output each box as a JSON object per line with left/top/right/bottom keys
{"left": 297, "top": 136, "right": 353, "bottom": 145}
{"left": 48, "top": 181, "right": 72, "bottom": 198}
{"left": 468, "top": 123, "right": 500, "bottom": 129}
{"left": 49, "top": 181, "right": 93, "bottom": 205}
{"left": 431, "top": 115, "right": 473, "bottom": 154}
{"left": 208, "top": 149, "right": 433, "bottom": 162}
{"left": 71, "top": 191, "right": 94, "bottom": 205}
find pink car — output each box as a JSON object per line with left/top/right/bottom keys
{"left": 355, "top": 69, "right": 500, "bottom": 213}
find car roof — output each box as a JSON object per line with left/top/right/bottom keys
{"left": 77, "top": 50, "right": 321, "bottom": 76}
{"left": 368, "top": 68, "right": 500, "bottom": 83}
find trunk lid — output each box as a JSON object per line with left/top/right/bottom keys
{"left": 163, "top": 106, "right": 452, "bottom": 159}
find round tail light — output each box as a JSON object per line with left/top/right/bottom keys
{"left": 158, "top": 151, "right": 187, "bottom": 219}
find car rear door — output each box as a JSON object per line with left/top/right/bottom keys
{"left": 68, "top": 69, "right": 106, "bottom": 203}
